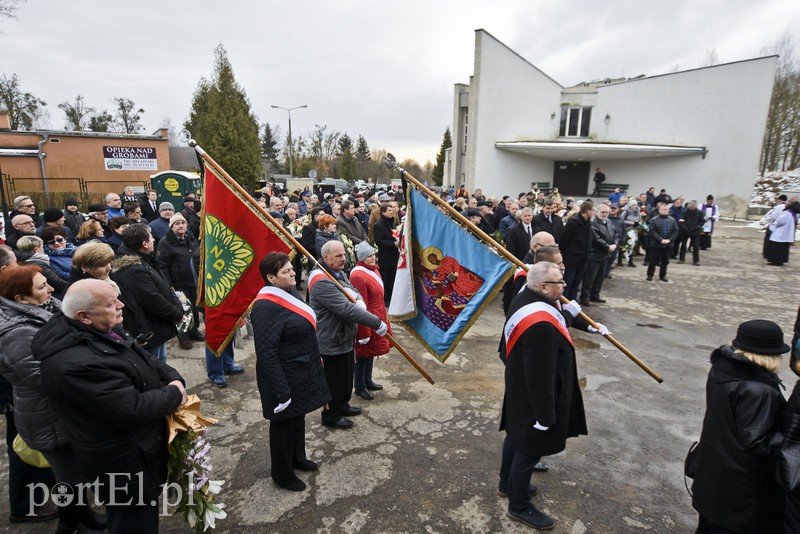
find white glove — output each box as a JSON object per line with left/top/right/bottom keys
{"left": 562, "top": 300, "right": 581, "bottom": 317}
{"left": 357, "top": 337, "right": 371, "bottom": 345}
{"left": 354, "top": 299, "right": 367, "bottom": 310}
{"left": 273, "top": 398, "right": 291, "bottom": 414}
{"left": 533, "top": 421, "right": 549, "bottom": 431}
{"left": 376, "top": 322, "right": 389, "bottom": 336}
{"left": 587, "top": 323, "right": 610, "bottom": 336}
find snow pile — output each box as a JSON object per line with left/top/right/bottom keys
{"left": 750, "top": 169, "right": 800, "bottom": 208}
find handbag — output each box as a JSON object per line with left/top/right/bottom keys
{"left": 12, "top": 434, "right": 50, "bottom": 468}
{"left": 684, "top": 441, "right": 699, "bottom": 497}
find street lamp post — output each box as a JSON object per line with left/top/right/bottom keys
{"left": 271, "top": 104, "right": 307, "bottom": 178}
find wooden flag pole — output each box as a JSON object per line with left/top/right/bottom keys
{"left": 384, "top": 154, "right": 662, "bottom": 384}
{"left": 192, "top": 142, "right": 434, "bottom": 385}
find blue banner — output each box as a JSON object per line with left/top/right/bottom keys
{"left": 398, "top": 187, "right": 514, "bottom": 362}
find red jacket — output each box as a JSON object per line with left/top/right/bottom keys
{"left": 350, "top": 262, "right": 392, "bottom": 358}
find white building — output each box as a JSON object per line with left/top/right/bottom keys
{"left": 449, "top": 29, "right": 777, "bottom": 216}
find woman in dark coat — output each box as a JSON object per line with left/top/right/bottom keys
{"left": 691, "top": 320, "right": 789, "bottom": 533}
{"left": 781, "top": 307, "right": 800, "bottom": 532}
{"left": 372, "top": 204, "right": 399, "bottom": 305}
{"left": 0, "top": 265, "right": 106, "bottom": 531}
{"left": 251, "top": 252, "right": 331, "bottom": 492}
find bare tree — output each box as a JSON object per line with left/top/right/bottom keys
{"left": 760, "top": 34, "right": 800, "bottom": 173}
{"left": 0, "top": 73, "right": 46, "bottom": 130}
{"left": 58, "top": 95, "right": 95, "bottom": 130}
{"left": 0, "top": 0, "right": 24, "bottom": 21}
{"left": 112, "top": 96, "right": 145, "bottom": 133}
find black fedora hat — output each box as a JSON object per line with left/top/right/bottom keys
{"left": 732, "top": 320, "right": 790, "bottom": 355}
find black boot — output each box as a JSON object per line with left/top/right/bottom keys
{"left": 78, "top": 506, "right": 108, "bottom": 530}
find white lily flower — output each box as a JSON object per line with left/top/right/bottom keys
{"left": 203, "top": 503, "right": 226, "bottom": 531}
{"left": 207, "top": 479, "right": 225, "bottom": 495}
{"left": 187, "top": 510, "right": 198, "bottom": 529}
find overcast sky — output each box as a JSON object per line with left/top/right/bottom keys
{"left": 1, "top": 0, "right": 798, "bottom": 165}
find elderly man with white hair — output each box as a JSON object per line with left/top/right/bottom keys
{"left": 34, "top": 279, "right": 186, "bottom": 533}
{"left": 498, "top": 262, "right": 588, "bottom": 530}
{"left": 5, "top": 214, "right": 37, "bottom": 250}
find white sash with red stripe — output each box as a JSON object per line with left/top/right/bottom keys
{"left": 351, "top": 265, "right": 384, "bottom": 289}
{"left": 307, "top": 269, "right": 328, "bottom": 292}
{"left": 255, "top": 286, "right": 317, "bottom": 330}
{"left": 504, "top": 301, "right": 573, "bottom": 356}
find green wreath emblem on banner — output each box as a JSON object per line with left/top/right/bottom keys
{"left": 204, "top": 214, "right": 253, "bottom": 307}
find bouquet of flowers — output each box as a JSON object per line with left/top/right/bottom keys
{"left": 166, "top": 395, "right": 226, "bottom": 532}
{"left": 287, "top": 214, "right": 311, "bottom": 239}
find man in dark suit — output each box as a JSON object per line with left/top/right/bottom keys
{"left": 140, "top": 190, "right": 160, "bottom": 222}
{"left": 499, "top": 262, "right": 587, "bottom": 530}
{"left": 532, "top": 200, "right": 563, "bottom": 243}
{"left": 504, "top": 207, "right": 535, "bottom": 262}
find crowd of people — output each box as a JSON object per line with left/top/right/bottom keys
{"left": 0, "top": 177, "right": 798, "bottom": 532}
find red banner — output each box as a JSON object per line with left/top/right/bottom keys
{"left": 199, "top": 163, "right": 294, "bottom": 355}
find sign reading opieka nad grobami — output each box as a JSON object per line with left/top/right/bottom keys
{"left": 103, "top": 146, "right": 158, "bottom": 171}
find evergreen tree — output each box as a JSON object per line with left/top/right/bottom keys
{"left": 337, "top": 133, "right": 353, "bottom": 157}
{"left": 431, "top": 127, "right": 452, "bottom": 185}
{"left": 261, "top": 122, "right": 280, "bottom": 167}
{"left": 356, "top": 135, "right": 370, "bottom": 162}
{"left": 185, "top": 44, "right": 262, "bottom": 189}
{"left": 338, "top": 147, "right": 357, "bottom": 181}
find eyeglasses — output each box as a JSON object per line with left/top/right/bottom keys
{"left": 542, "top": 279, "right": 567, "bottom": 285}
{"left": 19, "top": 203, "right": 35, "bottom": 208}
{"left": 47, "top": 236, "right": 65, "bottom": 245}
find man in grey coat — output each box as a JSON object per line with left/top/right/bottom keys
{"left": 580, "top": 204, "right": 617, "bottom": 305}
{"left": 309, "top": 241, "right": 387, "bottom": 429}
{"left": 336, "top": 200, "right": 367, "bottom": 245}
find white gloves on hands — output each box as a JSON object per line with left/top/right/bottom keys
{"left": 376, "top": 322, "right": 389, "bottom": 336}
{"left": 533, "top": 421, "right": 549, "bottom": 431}
{"left": 274, "top": 398, "right": 292, "bottom": 414}
{"left": 587, "top": 323, "right": 610, "bottom": 335}
{"left": 354, "top": 299, "right": 367, "bottom": 310}
{"left": 562, "top": 300, "right": 581, "bottom": 317}
{"left": 357, "top": 337, "right": 371, "bottom": 345}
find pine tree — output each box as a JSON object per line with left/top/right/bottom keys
{"left": 431, "top": 127, "right": 452, "bottom": 185}
{"left": 185, "top": 44, "right": 262, "bottom": 189}
{"left": 338, "top": 147, "right": 357, "bottom": 181}
{"left": 355, "top": 135, "right": 370, "bottom": 162}
{"left": 261, "top": 123, "right": 280, "bottom": 165}
{"left": 337, "top": 133, "right": 353, "bottom": 157}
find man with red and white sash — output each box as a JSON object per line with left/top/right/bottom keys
{"left": 309, "top": 241, "right": 387, "bottom": 430}
{"left": 499, "top": 262, "right": 588, "bottom": 530}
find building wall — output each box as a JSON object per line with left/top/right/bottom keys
{"left": 467, "top": 30, "right": 563, "bottom": 194}
{"left": 0, "top": 128, "right": 171, "bottom": 196}
{"left": 455, "top": 30, "right": 777, "bottom": 216}
{"left": 591, "top": 57, "right": 777, "bottom": 208}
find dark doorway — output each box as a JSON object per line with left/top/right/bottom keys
{"left": 552, "top": 161, "right": 590, "bottom": 196}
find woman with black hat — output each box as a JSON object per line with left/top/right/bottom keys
{"left": 691, "top": 320, "right": 789, "bottom": 533}
{"left": 780, "top": 307, "right": 800, "bottom": 532}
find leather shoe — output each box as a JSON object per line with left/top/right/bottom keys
{"left": 646, "top": 276, "right": 653, "bottom": 281}
{"left": 366, "top": 382, "right": 383, "bottom": 391}
{"left": 354, "top": 389, "right": 374, "bottom": 401}
{"left": 659, "top": 277, "right": 669, "bottom": 282}
{"left": 209, "top": 377, "right": 228, "bottom": 388}
{"left": 78, "top": 508, "right": 108, "bottom": 530}
{"left": 274, "top": 477, "right": 306, "bottom": 492}
{"left": 507, "top": 507, "right": 555, "bottom": 530}
{"left": 322, "top": 417, "right": 354, "bottom": 429}
{"left": 589, "top": 297, "right": 606, "bottom": 303}
{"left": 532, "top": 460, "right": 550, "bottom": 472}
{"left": 224, "top": 365, "right": 245, "bottom": 375}
{"left": 179, "top": 338, "right": 193, "bottom": 350}
{"left": 189, "top": 330, "right": 205, "bottom": 341}
{"left": 342, "top": 406, "right": 362, "bottom": 416}
{"left": 498, "top": 483, "right": 539, "bottom": 497}
{"left": 579, "top": 299, "right": 591, "bottom": 307}
{"left": 293, "top": 458, "right": 319, "bottom": 472}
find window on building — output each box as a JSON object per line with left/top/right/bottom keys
{"left": 559, "top": 106, "right": 592, "bottom": 137}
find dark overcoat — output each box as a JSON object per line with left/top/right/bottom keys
{"left": 251, "top": 287, "right": 331, "bottom": 421}
{"left": 691, "top": 346, "right": 784, "bottom": 533}
{"left": 33, "top": 312, "right": 184, "bottom": 503}
{"left": 500, "top": 287, "right": 587, "bottom": 458}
